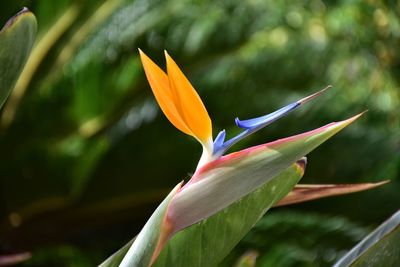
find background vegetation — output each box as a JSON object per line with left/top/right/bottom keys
{"left": 0, "top": 0, "right": 399, "bottom": 266}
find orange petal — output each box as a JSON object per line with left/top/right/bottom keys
{"left": 139, "top": 49, "right": 192, "bottom": 136}
{"left": 165, "top": 51, "right": 212, "bottom": 143}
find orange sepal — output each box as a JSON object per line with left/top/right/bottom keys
{"left": 139, "top": 49, "right": 192, "bottom": 136}
{"left": 165, "top": 51, "right": 212, "bottom": 144}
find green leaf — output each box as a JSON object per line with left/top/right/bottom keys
{"left": 0, "top": 8, "right": 37, "bottom": 108}
{"left": 153, "top": 161, "right": 305, "bottom": 267}
{"left": 334, "top": 210, "right": 400, "bottom": 267}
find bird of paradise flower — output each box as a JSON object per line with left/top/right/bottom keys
{"left": 101, "top": 50, "right": 387, "bottom": 267}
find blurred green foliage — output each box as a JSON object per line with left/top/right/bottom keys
{"left": 221, "top": 210, "right": 370, "bottom": 267}
{"left": 0, "top": 0, "right": 399, "bottom": 266}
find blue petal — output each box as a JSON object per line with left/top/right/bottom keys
{"left": 212, "top": 86, "right": 331, "bottom": 157}
{"left": 214, "top": 130, "right": 226, "bottom": 147}
{"left": 235, "top": 102, "right": 299, "bottom": 129}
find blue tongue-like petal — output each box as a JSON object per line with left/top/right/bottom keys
{"left": 235, "top": 102, "right": 300, "bottom": 130}
{"left": 214, "top": 130, "right": 226, "bottom": 148}
{"left": 212, "top": 86, "right": 331, "bottom": 157}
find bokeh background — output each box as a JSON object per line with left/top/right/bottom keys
{"left": 0, "top": 0, "right": 399, "bottom": 266}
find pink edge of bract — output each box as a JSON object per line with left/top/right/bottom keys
{"left": 150, "top": 181, "right": 184, "bottom": 266}
{"left": 191, "top": 113, "right": 364, "bottom": 181}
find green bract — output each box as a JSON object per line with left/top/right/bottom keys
{"left": 101, "top": 114, "right": 360, "bottom": 266}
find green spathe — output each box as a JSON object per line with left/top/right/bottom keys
{"left": 153, "top": 162, "right": 305, "bottom": 267}
{"left": 100, "top": 114, "right": 360, "bottom": 267}
{"left": 100, "top": 162, "right": 304, "bottom": 267}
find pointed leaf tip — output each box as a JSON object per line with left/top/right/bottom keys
{"left": 269, "top": 112, "right": 364, "bottom": 149}
{"left": 2, "top": 8, "right": 34, "bottom": 31}
{"left": 275, "top": 180, "right": 389, "bottom": 207}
